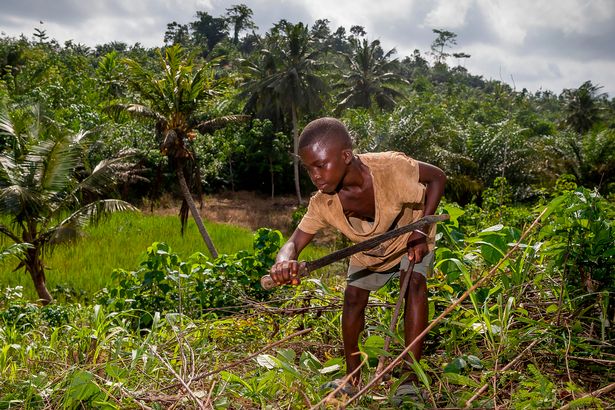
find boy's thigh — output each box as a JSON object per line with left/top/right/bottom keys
{"left": 347, "top": 252, "right": 434, "bottom": 291}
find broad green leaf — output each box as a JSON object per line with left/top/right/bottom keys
{"left": 466, "top": 355, "right": 483, "bottom": 369}
{"left": 256, "top": 354, "right": 279, "bottom": 369}
{"left": 319, "top": 364, "right": 341, "bottom": 374}
{"left": 444, "top": 357, "right": 467, "bottom": 374}
{"left": 443, "top": 372, "right": 480, "bottom": 388}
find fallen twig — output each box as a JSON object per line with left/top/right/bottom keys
{"left": 565, "top": 355, "right": 615, "bottom": 365}
{"left": 557, "top": 381, "right": 615, "bottom": 410}
{"left": 464, "top": 338, "right": 541, "bottom": 408}
{"left": 184, "top": 327, "right": 313, "bottom": 385}
{"left": 150, "top": 347, "right": 207, "bottom": 410}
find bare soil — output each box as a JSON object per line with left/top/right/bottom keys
{"left": 147, "top": 190, "right": 299, "bottom": 235}
{"left": 146, "top": 190, "right": 340, "bottom": 245}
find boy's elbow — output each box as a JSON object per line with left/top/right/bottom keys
{"left": 434, "top": 166, "right": 447, "bottom": 187}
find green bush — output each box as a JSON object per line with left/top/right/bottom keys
{"left": 96, "top": 228, "right": 282, "bottom": 328}
{"left": 540, "top": 188, "right": 614, "bottom": 338}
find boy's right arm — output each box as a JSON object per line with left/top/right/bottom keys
{"left": 270, "top": 228, "right": 315, "bottom": 286}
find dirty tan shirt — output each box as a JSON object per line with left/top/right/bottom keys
{"left": 298, "top": 151, "right": 436, "bottom": 272}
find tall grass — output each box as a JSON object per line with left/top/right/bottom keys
{"left": 0, "top": 211, "right": 327, "bottom": 301}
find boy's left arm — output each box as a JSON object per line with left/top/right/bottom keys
{"left": 406, "top": 161, "right": 447, "bottom": 263}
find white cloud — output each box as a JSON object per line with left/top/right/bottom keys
{"left": 464, "top": 43, "right": 615, "bottom": 96}
{"left": 424, "top": 0, "right": 473, "bottom": 29}
{"left": 478, "top": 0, "right": 615, "bottom": 45}
{"left": 0, "top": 0, "right": 613, "bottom": 96}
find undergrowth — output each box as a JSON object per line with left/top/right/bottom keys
{"left": 0, "top": 188, "right": 613, "bottom": 409}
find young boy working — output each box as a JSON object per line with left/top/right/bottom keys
{"left": 268, "top": 117, "right": 446, "bottom": 399}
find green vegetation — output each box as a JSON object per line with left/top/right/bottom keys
{"left": 0, "top": 213, "right": 327, "bottom": 301}
{"left": 1, "top": 192, "right": 612, "bottom": 408}
{"left": 0, "top": 3, "right": 614, "bottom": 408}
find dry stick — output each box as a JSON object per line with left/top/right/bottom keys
{"left": 566, "top": 355, "right": 615, "bottom": 365}
{"left": 564, "top": 327, "right": 575, "bottom": 401}
{"left": 375, "top": 261, "right": 415, "bottom": 376}
{"left": 464, "top": 338, "right": 541, "bottom": 408}
{"left": 184, "top": 327, "right": 313, "bottom": 385}
{"left": 557, "top": 382, "right": 615, "bottom": 410}
{"left": 204, "top": 380, "right": 217, "bottom": 409}
{"left": 150, "top": 347, "right": 207, "bottom": 410}
{"left": 345, "top": 207, "right": 549, "bottom": 406}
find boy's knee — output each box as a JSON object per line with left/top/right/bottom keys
{"left": 344, "top": 286, "right": 369, "bottom": 308}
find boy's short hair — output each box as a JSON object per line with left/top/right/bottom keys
{"left": 299, "top": 117, "right": 352, "bottom": 150}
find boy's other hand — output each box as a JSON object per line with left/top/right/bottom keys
{"left": 407, "top": 231, "right": 428, "bottom": 264}
{"left": 270, "top": 260, "right": 303, "bottom": 286}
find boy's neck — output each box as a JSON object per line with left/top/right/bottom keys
{"left": 340, "top": 155, "right": 370, "bottom": 190}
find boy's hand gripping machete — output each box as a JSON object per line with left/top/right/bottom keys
{"left": 260, "top": 214, "right": 449, "bottom": 290}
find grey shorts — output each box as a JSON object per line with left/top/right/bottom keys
{"left": 347, "top": 252, "right": 434, "bottom": 291}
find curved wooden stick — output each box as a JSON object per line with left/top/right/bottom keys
{"left": 375, "top": 260, "right": 415, "bottom": 375}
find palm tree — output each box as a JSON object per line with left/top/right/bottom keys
{"left": 225, "top": 4, "right": 257, "bottom": 45}
{"left": 240, "top": 22, "right": 327, "bottom": 204}
{"left": 335, "top": 38, "right": 408, "bottom": 112}
{"left": 0, "top": 110, "right": 137, "bottom": 304}
{"left": 562, "top": 81, "right": 606, "bottom": 134}
{"left": 109, "top": 45, "right": 246, "bottom": 258}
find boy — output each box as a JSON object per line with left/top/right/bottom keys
{"left": 269, "top": 117, "right": 446, "bottom": 399}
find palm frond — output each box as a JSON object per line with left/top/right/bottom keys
{"left": 0, "top": 185, "right": 46, "bottom": 218}
{"left": 77, "top": 155, "right": 136, "bottom": 195}
{"left": 0, "top": 113, "right": 15, "bottom": 137}
{"left": 0, "top": 242, "right": 32, "bottom": 263}
{"left": 57, "top": 199, "right": 139, "bottom": 233}
{"left": 0, "top": 154, "right": 18, "bottom": 185}
{"left": 195, "top": 115, "right": 251, "bottom": 134}
{"left": 0, "top": 223, "right": 22, "bottom": 243}
{"left": 30, "top": 136, "right": 81, "bottom": 192}
{"left": 104, "top": 103, "right": 165, "bottom": 123}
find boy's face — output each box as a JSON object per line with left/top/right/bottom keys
{"left": 299, "top": 139, "right": 351, "bottom": 194}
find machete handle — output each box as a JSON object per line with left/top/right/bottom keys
{"left": 260, "top": 275, "right": 277, "bottom": 290}
{"left": 261, "top": 262, "right": 308, "bottom": 290}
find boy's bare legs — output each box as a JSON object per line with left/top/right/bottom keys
{"left": 342, "top": 285, "right": 370, "bottom": 386}
{"left": 402, "top": 271, "right": 428, "bottom": 383}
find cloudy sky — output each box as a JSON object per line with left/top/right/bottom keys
{"left": 1, "top": 0, "right": 614, "bottom": 97}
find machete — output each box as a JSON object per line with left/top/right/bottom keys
{"left": 260, "top": 213, "right": 449, "bottom": 290}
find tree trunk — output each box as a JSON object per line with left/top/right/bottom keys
{"left": 291, "top": 102, "right": 302, "bottom": 205}
{"left": 269, "top": 156, "right": 275, "bottom": 199}
{"left": 26, "top": 249, "right": 52, "bottom": 305}
{"left": 176, "top": 168, "right": 218, "bottom": 258}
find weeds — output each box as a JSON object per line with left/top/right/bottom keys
{"left": 1, "top": 190, "right": 614, "bottom": 408}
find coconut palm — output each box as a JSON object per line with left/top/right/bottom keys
{"left": 108, "top": 45, "right": 247, "bottom": 257}
{"left": 562, "top": 81, "right": 607, "bottom": 134}
{"left": 240, "top": 22, "right": 327, "bottom": 204}
{"left": 0, "top": 110, "right": 137, "bottom": 304}
{"left": 335, "top": 38, "right": 408, "bottom": 112}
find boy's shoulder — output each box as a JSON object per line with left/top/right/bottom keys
{"left": 358, "top": 151, "right": 415, "bottom": 167}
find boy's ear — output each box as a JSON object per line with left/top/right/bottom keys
{"left": 342, "top": 149, "right": 353, "bottom": 164}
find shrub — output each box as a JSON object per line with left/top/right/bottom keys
{"left": 96, "top": 228, "right": 282, "bottom": 328}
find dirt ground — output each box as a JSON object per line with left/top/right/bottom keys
{"left": 148, "top": 191, "right": 299, "bottom": 235}
{"left": 147, "top": 190, "right": 340, "bottom": 245}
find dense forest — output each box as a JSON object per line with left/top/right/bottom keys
{"left": 0, "top": 4, "right": 614, "bottom": 409}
